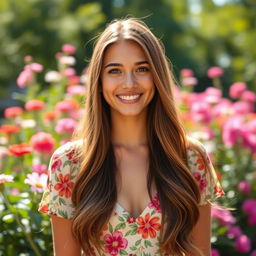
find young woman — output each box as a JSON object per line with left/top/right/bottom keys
{"left": 39, "top": 18, "right": 224, "bottom": 256}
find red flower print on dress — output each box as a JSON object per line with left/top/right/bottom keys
{"left": 199, "top": 178, "right": 208, "bottom": 193}
{"left": 127, "top": 216, "right": 136, "bottom": 223}
{"left": 51, "top": 154, "right": 62, "bottom": 173}
{"left": 137, "top": 213, "right": 161, "bottom": 239}
{"left": 66, "top": 149, "right": 78, "bottom": 164}
{"left": 215, "top": 184, "right": 225, "bottom": 196}
{"left": 148, "top": 193, "right": 161, "bottom": 213}
{"left": 197, "top": 156, "right": 206, "bottom": 171}
{"left": 54, "top": 173, "right": 74, "bottom": 198}
{"left": 104, "top": 231, "right": 128, "bottom": 256}
{"left": 38, "top": 204, "right": 48, "bottom": 213}
{"left": 193, "top": 171, "right": 201, "bottom": 181}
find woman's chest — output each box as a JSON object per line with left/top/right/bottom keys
{"left": 92, "top": 198, "right": 162, "bottom": 256}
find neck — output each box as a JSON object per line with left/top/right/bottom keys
{"left": 111, "top": 112, "right": 148, "bottom": 148}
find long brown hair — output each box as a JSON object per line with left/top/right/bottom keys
{"left": 71, "top": 18, "right": 206, "bottom": 255}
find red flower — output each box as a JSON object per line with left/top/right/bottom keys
{"left": 25, "top": 99, "right": 45, "bottom": 111}
{"left": 137, "top": 213, "right": 161, "bottom": 239}
{"left": 148, "top": 193, "right": 161, "bottom": 213}
{"left": 54, "top": 173, "right": 74, "bottom": 198}
{"left": 127, "top": 216, "right": 136, "bottom": 223}
{"left": 30, "top": 132, "right": 55, "bottom": 154}
{"left": 66, "top": 149, "right": 78, "bottom": 164}
{"left": 4, "top": 106, "right": 23, "bottom": 119}
{"left": 0, "top": 124, "right": 20, "bottom": 134}
{"left": 44, "top": 111, "right": 58, "bottom": 121}
{"left": 214, "top": 185, "right": 225, "bottom": 197}
{"left": 38, "top": 204, "right": 48, "bottom": 213}
{"left": 197, "top": 157, "right": 206, "bottom": 171}
{"left": 104, "top": 231, "right": 128, "bottom": 256}
{"left": 9, "top": 143, "right": 32, "bottom": 156}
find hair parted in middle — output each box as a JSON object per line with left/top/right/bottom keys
{"left": 71, "top": 18, "right": 207, "bottom": 255}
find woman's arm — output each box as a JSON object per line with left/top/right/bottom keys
{"left": 191, "top": 203, "right": 212, "bottom": 256}
{"left": 51, "top": 215, "right": 82, "bottom": 256}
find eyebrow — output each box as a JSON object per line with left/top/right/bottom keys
{"left": 104, "top": 60, "right": 149, "bottom": 69}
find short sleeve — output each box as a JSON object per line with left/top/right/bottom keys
{"left": 38, "top": 141, "right": 80, "bottom": 219}
{"left": 187, "top": 142, "right": 225, "bottom": 206}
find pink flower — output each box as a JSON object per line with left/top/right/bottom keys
{"left": 32, "top": 163, "right": 47, "bottom": 175}
{"left": 24, "top": 172, "right": 48, "bottom": 193}
{"left": 62, "top": 44, "right": 76, "bottom": 55}
{"left": 50, "top": 154, "right": 62, "bottom": 173}
{"left": 182, "top": 77, "right": 198, "bottom": 86}
{"left": 148, "top": 193, "right": 161, "bottom": 213}
{"left": 207, "top": 66, "right": 224, "bottom": 78}
{"left": 211, "top": 248, "right": 220, "bottom": 256}
{"left": 242, "top": 199, "right": 256, "bottom": 215}
{"left": 16, "top": 68, "right": 33, "bottom": 88}
{"left": 227, "top": 226, "right": 242, "bottom": 238}
{"left": 204, "top": 87, "right": 222, "bottom": 104}
{"left": 55, "top": 99, "right": 79, "bottom": 113}
{"left": 68, "top": 75, "right": 81, "bottom": 84}
{"left": 180, "top": 68, "right": 194, "bottom": 77}
{"left": 4, "top": 106, "right": 23, "bottom": 119}
{"left": 25, "top": 100, "right": 45, "bottom": 111}
{"left": 222, "top": 116, "right": 243, "bottom": 147}
{"left": 233, "top": 101, "right": 252, "bottom": 114}
{"left": 251, "top": 250, "right": 256, "bottom": 256}
{"left": 11, "top": 188, "right": 20, "bottom": 195}
{"left": 241, "top": 90, "right": 256, "bottom": 102}
{"left": 229, "top": 82, "right": 247, "bottom": 99}
{"left": 24, "top": 56, "right": 33, "bottom": 62}
{"left": 211, "top": 208, "right": 236, "bottom": 226}
{"left": 238, "top": 181, "right": 251, "bottom": 194}
{"left": 191, "top": 101, "right": 212, "bottom": 123}
{"left": 248, "top": 211, "right": 256, "bottom": 225}
{"left": 55, "top": 118, "right": 77, "bottom": 134}
{"left": 67, "top": 85, "right": 85, "bottom": 95}
{"left": 242, "top": 119, "right": 256, "bottom": 152}
{"left": 62, "top": 68, "right": 76, "bottom": 77}
{"left": 30, "top": 63, "right": 43, "bottom": 72}
{"left": 104, "top": 231, "right": 128, "bottom": 256}
{"left": 30, "top": 132, "right": 55, "bottom": 154}
{"left": 0, "top": 174, "right": 14, "bottom": 184}
{"left": 235, "top": 235, "right": 251, "bottom": 253}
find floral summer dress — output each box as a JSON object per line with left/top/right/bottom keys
{"left": 38, "top": 140, "right": 224, "bottom": 256}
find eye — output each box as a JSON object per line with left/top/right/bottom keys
{"left": 136, "top": 66, "right": 149, "bottom": 73}
{"left": 108, "top": 68, "right": 121, "bottom": 74}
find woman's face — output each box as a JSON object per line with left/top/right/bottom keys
{"left": 101, "top": 40, "right": 155, "bottom": 118}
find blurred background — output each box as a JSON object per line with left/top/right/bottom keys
{"left": 0, "top": 0, "right": 255, "bottom": 116}
{"left": 0, "top": 1, "right": 256, "bottom": 255}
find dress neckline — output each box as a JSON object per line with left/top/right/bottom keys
{"left": 115, "top": 192, "right": 158, "bottom": 218}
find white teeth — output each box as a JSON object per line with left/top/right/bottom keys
{"left": 118, "top": 94, "right": 140, "bottom": 100}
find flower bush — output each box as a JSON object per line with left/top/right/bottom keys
{"left": 0, "top": 45, "right": 255, "bottom": 255}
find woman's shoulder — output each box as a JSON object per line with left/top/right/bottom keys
{"left": 49, "top": 140, "right": 82, "bottom": 174}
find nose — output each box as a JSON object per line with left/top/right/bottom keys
{"left": 122, "top": 72, "right": 135, "bottom": 88}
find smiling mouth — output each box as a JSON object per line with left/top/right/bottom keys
{"left": 116, "top": 94, "right": 142, "bottom": 103}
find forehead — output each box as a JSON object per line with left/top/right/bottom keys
{"left": 102, "top": 40, "right": 148, "bottom": 64}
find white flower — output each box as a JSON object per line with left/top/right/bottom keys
{"left": 45, "top": 71, "right": 62, "bottom": 83}
{"left": 0, "top": 174, "right": 14, "bottom": 184}
{"left": 59, "top": 56, "right": 76, "bottom": 66}
{"left": 20, "top": 119, "right": 36, "bottom": 128}
{"left": 24, "top": 172, "right": 48, "bottom": 193}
